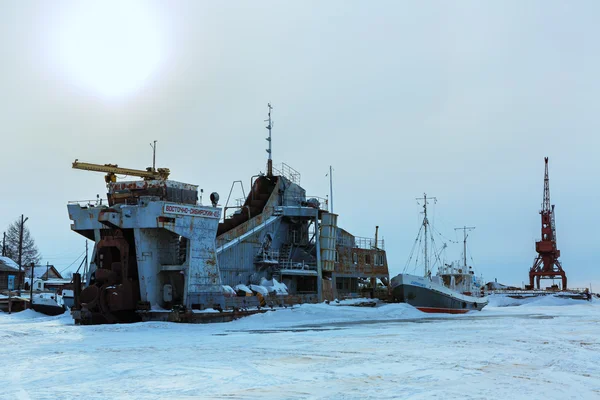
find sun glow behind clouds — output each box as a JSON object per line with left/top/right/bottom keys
{"left": 54, "top": 2, "right": 163, "bottom": 97}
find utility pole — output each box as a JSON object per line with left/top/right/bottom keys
{"left": 29, "top": 262, "right": 34, "bottom": 307}
{"left": 265, "top": 103, "right": 273, "bottom": 176}
{"left": 329, "top": 166, "right": 334, "bottom": 213}
{"left": 2, "top": 232, "right": 5, "bottom": 256}
{"left": 17, "top": 214, "right": 28, "bottom": 296}
{"left": 416, "top": 194, "right": 436, "bottom": 277}
{"left": 454, "top": 226, "right": 476, "bottom": 268}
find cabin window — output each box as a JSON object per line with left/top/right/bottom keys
{"left": 352, "top": 252, "right": 357, "bottom": 264}
{"left": 365, "top": 254, "right": 371, "bottom": 265}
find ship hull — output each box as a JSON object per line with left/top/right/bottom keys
{"left": 390, "top": 274, "right": 487, "bottom": 313}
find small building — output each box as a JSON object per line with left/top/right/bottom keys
{"left": 0, "top": 256, "right": 24, "bottom": 291}
{"left": 23, "top": 264, "right": 63, "bottom": 281}
{"left": 22, "top": 264, "right": 72, "bottom": 293}
{"left": 23, "top": 265, "right": 71, "bottom": 293}
{"left": 30, "top": 278, "right": 73, "bottom": 293}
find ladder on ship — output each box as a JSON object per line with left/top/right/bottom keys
{"left": 273, "top": 243, "right": 293, "bottom": 281}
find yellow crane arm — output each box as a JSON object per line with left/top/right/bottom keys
{"left": 72, "top": 159, "right": 170, "bottom": 182}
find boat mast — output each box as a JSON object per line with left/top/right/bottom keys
{"left": 424, "top": 195, "right": 428, "bottom": 277}
{"left": 265, "top": 103, "right": 273, "bottom": 176}
{"left": 454, "top": 226, "right": 475, "bottom": 268}
{"left": 417, "top": 193, "right": 436, "bottom": 277}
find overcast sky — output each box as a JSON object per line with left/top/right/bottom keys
{"left": 1, "top": 1, "right": 598, "bottom": 289}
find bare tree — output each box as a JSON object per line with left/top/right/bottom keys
{"left": 4, "top": 217, "right": 41, "bottom": 265}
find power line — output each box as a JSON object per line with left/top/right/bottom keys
{"left": 58, "top": 250, "right": 86, "bottom": 275}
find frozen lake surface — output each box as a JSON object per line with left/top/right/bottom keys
{"left": 1, "top": 296, "right": 599, "bottom": 399}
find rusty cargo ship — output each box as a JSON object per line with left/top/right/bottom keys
{"left": 67, "top": 110, "right": 389, "bottom": 324}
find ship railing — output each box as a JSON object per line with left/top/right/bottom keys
{"left": 289, "top": 195, "right": 329, "bottom": 211}
{"left": 67, "top": 199, "right": 108, "bottom": 207}
{"left": 309, "top": 196, "right": 328, "bottom": 211}
{"left": 254, "top": 249, "right": 280, "bottom": 263}
{"left": 273, "top": 162, "right": 301, "bottom": 185}
{"left": 487, "top": 289, "right": 554, "bottom": 295}
{"left": 438, "top": 266, "right": 473, "bottom": 275}
{"left": 278, "top": 260, "right": 317, "bottom": 270}
{"left": 338, "top": 236, "right": 385, "bottom": 250}
{"left": 568, "top": 287, "right": 591, "bottom": 293}
{"left": 489, "top": 288, "right": 589, "bottom": 295}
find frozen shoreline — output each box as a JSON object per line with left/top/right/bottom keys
{"left": 1, "top": 298, "right": 599, "bottom": 399}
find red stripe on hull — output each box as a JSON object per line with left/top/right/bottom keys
{"left": 416, "top": 307, "right": 470, "bottom": 314}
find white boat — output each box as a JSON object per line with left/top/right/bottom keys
{"left": 31, "top": 293, "right": 66, "bottom": 316}
{"left": 390, "top": 194, "right": 488, "bottom": 313}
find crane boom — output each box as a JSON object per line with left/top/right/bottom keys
{"left": 72, "top": 159, "right": 170, "bottom": 183}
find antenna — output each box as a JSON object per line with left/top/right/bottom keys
{"left": 329, "top": 165, "right": 334, "bottom": 213}
{"left": 454, "top": 226, "right": 475, "bottom": 268}
{"left": 150, "top": 140, "right": 157, "bottom": 172}
{"left": 265, "top": 103, "right": 273, "bottom": 176}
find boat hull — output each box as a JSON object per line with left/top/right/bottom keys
{"left": 31, "top": 294, "right": 66, "bottom": 316}
{"left": 391, "top": 274, "right": 487, "bottom": 313}
{"left": 32, "top": 303, "right": 66, "bottom": 316}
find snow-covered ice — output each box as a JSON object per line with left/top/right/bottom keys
{"left": 1, "top": 297, "right": 599, "bottom": 400}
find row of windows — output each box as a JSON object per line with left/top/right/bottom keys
{"left": 348, "top": 252, "right": 385, "bottom": 266}
{"left": 333, "top": 251, "right": 385, "bottom": 266}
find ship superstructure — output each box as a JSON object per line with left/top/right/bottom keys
{"left": 215, "top": 163, "right": 389, "bottom": 304}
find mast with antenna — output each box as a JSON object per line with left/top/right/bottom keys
{"left": 265, "top": 103, "right": 273, "bottom": 176}
{"left": 454, "top": 226, "right": 475, "bottom": 268}
{"left": 329, "top": 165, "right": 334, "bottom": 213}
{"left": 150, "top": 140, "right": 157, "bottom": 172}
{"left": 416, "top": 193, "right": 436, "bottom": 277}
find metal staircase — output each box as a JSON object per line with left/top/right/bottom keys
{"left": 273, "top": 243, "right": 293, "bottom": 281}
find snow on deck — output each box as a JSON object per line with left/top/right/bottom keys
{"left": 1, "top": 297, "right": 599, "bottom": 399}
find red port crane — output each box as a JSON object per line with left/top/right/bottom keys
{"left": 529, "top": 157, "right": 567, "bottom": 290}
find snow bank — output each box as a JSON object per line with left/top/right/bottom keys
{"left": 331, "top": 297, "right": 379, "bottom": 306}
{"left": 488, "top": 293, "right": 594, "bottom": 308}
{"left": 3, "top": 298, "right": 600, "bottom": 399}
{"left": 230, "top": 302, "right": 431, "bottom": 329}
{"left": 0, "top": 308, "right": 71, "bottom": 324}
